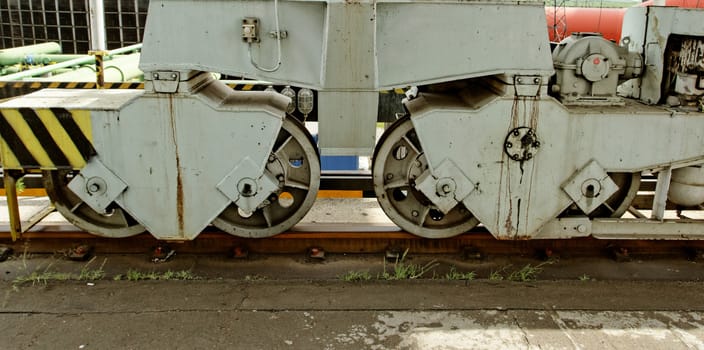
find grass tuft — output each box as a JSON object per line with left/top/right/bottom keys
{"left": 380, "top": 249, "right": 438, "bottom": 280}
{"left": 339, "top": 270, "right": 373, "bottom": 282}
{"left": 445, "top": 266, "right": 476, "bottom": 281}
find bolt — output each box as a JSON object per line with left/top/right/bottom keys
{"left": 411, "top": 210, "right": 419, "bottom": 217}
{"left": 527, "top": 130, "right": 533, "bottom": 136}
{"left": 442, "top": 184, "right": 451, "bottom": 193}
{"left": 517, "top": 78, "right": 523, "bottom": 84}
{"left": 513, "top": 130, "right": 520, "bottom": 136}
{"left": 512, "top": 154, "right": 520, "bottom": 161}
{"left": 171, "top": 73, "right": 177, "bottom": 79}
{"left": 505, "top": 142, "right": 513, "bottom": 149}
{"left": 534, "top": 77, "right": 541, "bottom": 84}
{"left": 526, "top": 153, "right": 533, "bottom": 160}
{"left": 386, "top": 173, "right": 394, "bottom": 180}
{"left": 277, "top": 175, "right": 285, "bottom": 182}
{"left": 152, "top": 73, "right": 159, "bottom": 79}
{"left": 88, "top": 183, "right": 100, "bottom": 193}
{"left": 268, "top": 154, "right": 276, "bottom": 162}
{"left": 533, "top": 141, "right": 540, "bottom": 148}
{"left": 577, "top": 224, "right": 587, "bottom": 233}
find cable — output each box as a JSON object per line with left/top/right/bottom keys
{"left": 248, "top": 0, "right": 282, "bottom": 73}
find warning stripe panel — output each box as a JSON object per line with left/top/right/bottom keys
{"left": 0, "top": 81, "right": 407, "bottom": 99}
{"left": 0, "top": 108, "right": 94, "bottom": 170}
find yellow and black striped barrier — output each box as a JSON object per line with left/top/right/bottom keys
{"left": 0, "top": 107, "right": 94, "bottom": 170}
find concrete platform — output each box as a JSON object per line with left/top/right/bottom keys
{"left": 1, "top": 279, "right": 703, "bottom": 349}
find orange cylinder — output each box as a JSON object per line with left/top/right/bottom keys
{"left": 546, "top": 1, "right": 704, "bottom": 43}
{"left": 545, "top": 7, "right": 627, "bottom": 42}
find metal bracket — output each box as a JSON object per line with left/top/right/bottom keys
{"left": 415, "top": 159, "right": 475, "bottom": 214}
{"left": 514, "top": 75, "right": 543, "bottom": 96}
{"left": 148, "top": 71, "right": 180, "bottom": 93}
{"left": 535, "top": 217, "right": 592, "bottom": 239}
{"left": 652, "top": 167, "right": 672, "bottom": 221}
{"left": 242, "top": 17, "right": 260, "bottom": 43}
{"left": 3, "top": 171, "right": 22, "bottom": 240}
{"left": 217, "top": 157, "right": 280, "bottom": 214}
{"left": 68, "top": 158, "right": 128, "bottom": 214}
{"left": 562, "top": 160, "right": 618, "bottom": 215}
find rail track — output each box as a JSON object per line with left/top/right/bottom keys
{"left": 2, "top": 227, "right": 704, "bottom": 259}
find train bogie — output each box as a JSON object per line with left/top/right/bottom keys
{"left": 2, "top": 1, "right": 704, "bottom": 241}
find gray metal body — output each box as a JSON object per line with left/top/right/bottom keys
{"left": 139, "top": 0, "right": 552, "bottom": 155}
{"left": 3, "top": 2, "right": 704, "bottom": 241}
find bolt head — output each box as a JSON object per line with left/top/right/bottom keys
{"left": 411, "top": 210, "right": 419, "bottom": 217}
{"left": 505, "top": 142, "right": 513, "bottom": 149}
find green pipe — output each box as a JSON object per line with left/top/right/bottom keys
{"left": 29, "top": 53, "right": 142, "bottom": 82}
{"left": 0, "top": 42, "right": 62, "bottom": 66}
{"left": 0, "top": 43, "right": 142, "bottom": 81}
{"left": 24, "top": 54, "right": 87, "bottom": 65}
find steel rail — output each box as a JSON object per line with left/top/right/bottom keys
{"left": 1, "top": 228, "right": 703, "bottom": 257}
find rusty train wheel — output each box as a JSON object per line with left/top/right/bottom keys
{"left": 373, "top": 116, "right": 479, "bottom": 239}
{"left": 43, "top": 170, "right": 145, "bottom": 238}
{"left": 212, "top": 116, "right": 320, "bottom": 238}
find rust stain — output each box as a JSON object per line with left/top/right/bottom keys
{"left": 167, "top": 95, "right": 184, "bottom": 235}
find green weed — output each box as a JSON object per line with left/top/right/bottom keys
{"left": 339, "top": 270, "right": 373, "bottom": 282}
{"left": 118, "top": 269, "right": 196, "bottom": 281}
{"left": 380, "top": 249, "right": 438, "bottom": 280}
{"left": 445, "top": 266, "right": 476, "bottom": 281}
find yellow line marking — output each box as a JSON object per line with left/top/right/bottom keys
{"left": 66, "top": 82, "right": 79, "bottom": 89}
{"left": 1, "top": 109, "right": 53, "bottom": 167}
{"left": 71, "top": 110, "right": 93, "bottom": 142}
{"left": 394, "top": 88, "right": 405, "bottom": 94}
{"left": 30, "top": 82, "right": 42, "bottom": 89}
{"left": 84, "top": 83, "right": 96, "bottom": 89}
{"left": 48, "top": 82, "right": 60, "bottom": 88}
{"left": 35, "top": 109, "right": 86, "bottom": 168}
{"left": 119, "top": 82, "right": 131, "bottom": 89}
{"left": 0, "top": 189, "right": 47, "bottom": 197}
{"left": 317, "top": 190, "right": 363, "bottom": 198}
{"left": 0, "top": 136, "right": 21, "bottom": 169}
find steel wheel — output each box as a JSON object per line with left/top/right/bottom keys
{"left": 589, "top": 172, "right": 641, "bottom": 218}
{"left": 560, "top": 172, "right": 641, "bottom": 218}
{"left": 43, "top": 170, "right": 145, "bottom": 237}
{"left": 213, "top": 116, "right": 320, "bottom": 238}
{"left": 373, "top": 116, "right": 479, "bottom": 238}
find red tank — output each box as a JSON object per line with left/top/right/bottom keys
{"left": 546, "top": 0, "right": 704, "bottom": 42}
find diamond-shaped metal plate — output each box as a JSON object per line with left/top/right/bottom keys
{"left": 67, "top": 158, "right": 127, "bottom": 214}
{"left": 562, "top": 160, "right": 618, "bottom": 214}
{"left": 415, "top": 159, "right": 475, "bottom": 214}
{"left": 217, "top": 157, "right": 280, "bottom": 214}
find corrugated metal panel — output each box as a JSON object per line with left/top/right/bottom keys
{"left": 0, "top": 0, "right": 148, "bottom": 54}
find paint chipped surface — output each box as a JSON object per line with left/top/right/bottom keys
{"left": 555, "top": 311, "right": 704, "bottom": 349}
{"left": 316, "top": 310, "right": 704, "bottom": 350}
